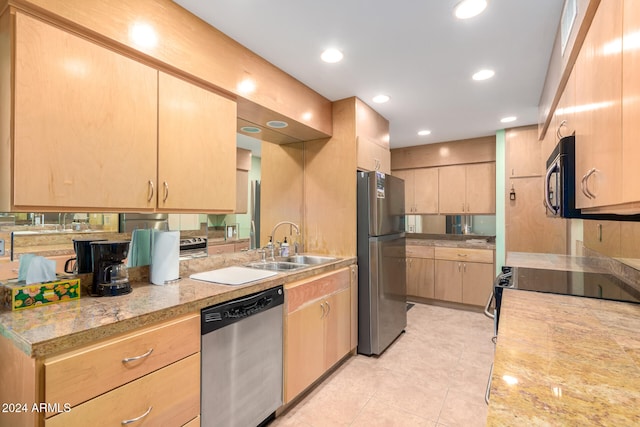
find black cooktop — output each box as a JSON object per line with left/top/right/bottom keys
{"left": 510, "top": 267, "right": 640, "bottom": 304}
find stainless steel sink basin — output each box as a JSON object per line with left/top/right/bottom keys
{"left": 283, "top": 255, "right": 338, "bottom": 265}
{"left": 245, "top": 261, "right": 307, "bottom": 271}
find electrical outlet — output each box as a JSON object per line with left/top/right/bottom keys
{"left": 0, "top": 239, "right": 4, "bottom": 256}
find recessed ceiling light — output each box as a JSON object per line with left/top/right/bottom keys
{"left": 240, "top": 126, "right": 261, "bottom": 133}
{"left": 454, "top": 0, "right": 488, "bottom": 20}
{"left": 418, "top": 130, "right": 432, "bottom": 136}
{"left": 472, "top": 69, "right": 495, "bottom": 81}
{"left": 321, "top": 48, "right": 343, "bottom": 63}
{"left": 500, "top": 116, "right": 517, "bottom": 123}
{"left": 372, "top": 94, "right": 390, "bottom": 104}
{"left": 266, "top": 120, "right": 288, "bottom": 128}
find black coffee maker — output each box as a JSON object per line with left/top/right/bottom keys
{"left": 64, "top": 238, "right": 107, "bottom": 274}
{"left": 90, "top": 241, "right": 131, "bottom": 296}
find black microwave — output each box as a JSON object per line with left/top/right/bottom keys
{"left": 544, "top": 136, "right": 640, "bottom": 221}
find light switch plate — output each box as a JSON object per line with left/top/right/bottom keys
{"left": 0, "top": 239, "right": 4, "bottom": 256}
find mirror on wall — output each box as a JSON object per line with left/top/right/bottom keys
{"left": 406, "top": 214, "right": 496, "bottom": 236}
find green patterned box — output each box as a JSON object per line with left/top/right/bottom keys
{"left": 2, "top": 278, "right": 80, "bottom": 311}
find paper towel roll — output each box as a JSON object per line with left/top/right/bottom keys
{"left": 150, "top": 230, "right": 180, "bottom": 285}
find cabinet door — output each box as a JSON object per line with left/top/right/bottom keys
{"left": 434, "top": 260, "right": 462, "bottom": 302}
{"left": 438, "top": 166, "right": 466, "bottom": 214}
{"left": 623, "top": 0, "right": 640, "bottom": 204}
{"left": 413, "top": 168, "right": 439, "bottom": 214}
{"left": 461, "top": 262, "right": 494, "bottom": 306}
{"left": 583, "top": 220, "right": 622, "bottom": 258}
{"left": 323, "top": 288, "right": 351, "bottom": 370}
{"left": 407, "top": 258, "right": 434, "bottom": 299}
{"left": 466, "top": 163, "right": 495, "bottom": 214}
{"left": 285, "top": 300, "right": 325, "bottom": 403}
{"left": 574, "top": 0, "right": 623, "bottom": 209}
{"left": 235, "top": 170, "right": 249, "bottom": 213}
{"left": 13, "top": 13, "right": 157, "bottom": 210}
{"left": 158, "top": 72, "right": 236, "bottom": 211}
{"left": 506, "top": 127, "right": 542, "bottom": 178}
{"left": 393, "top": 170, "right": 415, "bottom": 213}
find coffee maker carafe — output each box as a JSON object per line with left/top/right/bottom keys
{"left": 90, "top": 241, "right": 131, "bottom": 296}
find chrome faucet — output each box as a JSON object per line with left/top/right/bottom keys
{"left": 269, "top": 221, "right": 301, "bottom": 255}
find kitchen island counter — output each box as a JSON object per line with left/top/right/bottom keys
{"left": 487, "top": 289, "right": 640, "bottom": 425}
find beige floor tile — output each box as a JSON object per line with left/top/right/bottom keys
{"left": 272, "top": 303, "right": 494, "bottom": 426}
{"left": 351, "top": 396, "right": 436, "bottom": 427}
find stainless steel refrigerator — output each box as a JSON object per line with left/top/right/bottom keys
{"left": 357, "top": 171, "right": 407, "bottom": 355}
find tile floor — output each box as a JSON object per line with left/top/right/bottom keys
{"left": 272, "top": 303, "right": 495, "bottom": 427}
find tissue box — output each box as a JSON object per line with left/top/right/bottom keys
{"left": 2, "top": 278, "right": 80, "bottom": 311}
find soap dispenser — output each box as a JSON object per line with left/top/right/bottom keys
{"left": 281, "top": 237, "right": 289, "bottom": 257}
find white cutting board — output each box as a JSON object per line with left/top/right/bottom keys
{"left": 189, "top": 266, "right": 277, "bottom": 286}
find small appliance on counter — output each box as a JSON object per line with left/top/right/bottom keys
{"left": 90, "top": 240, "right": 131, "bottom": 296}
{"left": 64, "top": 238, "right": 107, "bottom": 274}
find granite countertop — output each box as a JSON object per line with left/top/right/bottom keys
{"left": 487, "top": 289, "right": 640, "bottom": 425}
{"left": 0, "top": 256, "right": 355, "bottom": 358}
{"left": 407, "top": 237, "right": 495, "bottom": 250}
{"left": 506, "top": 252, "right": 610, "bottom": 273}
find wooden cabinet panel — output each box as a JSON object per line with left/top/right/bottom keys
{"left": 620, "top": 222, "right": 640, "bottom": 259}
{"left": 13, "top": 13, "right": 157, "bottom": 210}
{"left": 392, "top": 170, "right": 414, "bottom": 214}
{"left": 44, "top": 314, "right": 199, "bottom": 410}
{"left": 506, "top": 126, "right": 542, "bottom": 177}
{"left": 413, "top": 168, "right": 439, "bottom": 214}
{"left": 45, "top": 353, "right": 200, "bottom": 427}
{"left": 466, "top": 163, "right": 496, "bottom": 214}
{"left": 438, "top": 165, "right": 466, "bottom": 214}
{"left": 583, "top": 220, "right": 622, "bottom": 258}
{"left": 285, "top": 298, "right": 325, "bottom": 402}
{"left": 284, "top": 268, "right": 352, "bottom": 403}
{"left": 357, "top": 136, "right": 390, "bottom": 174}
{"left": 434, "top": 260, "right": 463, "bottom": 302}
{"left": 235, "top": 148, "right": 252, "bottom": 213}
{"left": 158, "top": 72, "right": 236, "bottom": 211}
{"left": 622, "top": 0, "right": 640, "bottom": 204}
{"left": 324, "top": 288, "right": 351, "bottom": 369}
{"left": 506, "top": 176, "right": 568, "bottom": 254}
{"left": 461, "top": 262, "right": 494, "bottom": 306}
{"left": 574, "top": 0, "right": 623, "bottom": 209}
{"left": 439, "top": 163, "right": 495, "bottom": 214}
{"left": 406, "top": 245, "right": 434, "bottom": 258}
{"left": 434, "top": 247, "right": 493, "bottom": 263}
{"left": 407, "top": 258, "right": 435, "bottom": 299}
{"left": 207, "top": 243, "right": 235, "bottom": 255}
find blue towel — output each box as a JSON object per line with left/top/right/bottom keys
{"left": 127, "top": 229, "right": 152, "bottom": 267}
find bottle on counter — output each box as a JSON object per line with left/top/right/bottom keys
{"left": 280, "top": 237, "right": 289, "bottom": 257}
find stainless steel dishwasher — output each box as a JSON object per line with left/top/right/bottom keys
{"left": 201, "top": 285, "right": 284, "bottom": 427}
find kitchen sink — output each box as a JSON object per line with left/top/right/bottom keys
{"left": 245, "top": 261, "right": 308, "bottom": 271}
{"left": 283, "top": 255, "right": 338, "bottom": 265}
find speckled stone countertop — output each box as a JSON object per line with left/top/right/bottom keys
{"left": 0, "top": 256, "right": 355, "bottom": 358}
{"left": 487, "top": 289, "right": 640, "bottom": 426}
{"left": 506, "top": 251, "right": 610, "bottom": 273}
{"left": 407, "top": 237, "right": 495, "bottom": 250}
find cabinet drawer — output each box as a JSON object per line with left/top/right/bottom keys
{"left": 434, "top": 247, "right": 493, "bottom": 263}
{"left": 285, "top": 268, "right": 350, "bottom": 314}
{"left": 406, "top": 245, "right": 434, "bottom": 258}
{"left": 46, "top": 353, "right": 200, "bottom": 427}
{"left": 45, "top": 313, "right": 199, "bottom": 410}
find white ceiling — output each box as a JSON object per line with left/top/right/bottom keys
{"left": 174, "top": 0, "right": 565, "bottom": 149}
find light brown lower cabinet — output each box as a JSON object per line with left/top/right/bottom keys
{"left": 407, "top": 257, "right": 435, "bottom": 299}
{"left": 433, "top": 247, "right": 494, "bottom": 306}
{"left": 284, "top": 268, "right": 352, "bottom": 403}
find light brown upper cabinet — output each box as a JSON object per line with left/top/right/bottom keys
{"left": 5, "top": 13, "right": 237, "bottom": 212}
{"left": 393, "top": 168, "right": 438, "bottom": 214}
{"left": 158, "top": 72, "right": 236, "bottom": 212}
{"left": 506, "top": 126, "right": 542, "bottom": 178}
{"left": 10, "top": 12, "right": 158, "bottom": 211}
{"left": 574, "top": 0, "right": 623, "bottom": 210}
{"left": 439, "top": 163, "right": 495, "bottom": 214}
{"left": 235, "top": 148, "right": 252, "bottom": 214}
{"left": 355, "top": 98, "right": 391, "bottom": 174}
{"left": 622, "top": 0, "right": 640, "bottom": 206}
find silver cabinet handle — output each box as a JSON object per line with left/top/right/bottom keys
{"left": 580, "top": 172, "right": 591, "bottom": 199}
{"left": 458, "top": 263, "right": 461, "bottom": 272}
{"left": 320, "top": 302, "right": 325, "bottom": 319}
{"left": 461, "top": 203, "right": 465, "bottom": 212}
{"left": 147, "top": 180, "right": 155, "bottom": 202}
{"left": 122, "top": 406, "right": 153, "bottom": 425}
{"left": 325, "top": 301, "right": 331, "bottom": 316}
{"left": 556, "top": 120, "right": 567, "bottom": 139}
{"left": 584, "top": 168, "right": 598, "bottom": 199}
{"left": 457, "top": 253, "right": 468, "bottom": 257}
{"left": 162, "top": 181, "right": 169, "bottom": 202}
{"left": 122, "top": 348, "right": 154, "bottom": 364}
{"left": 463, "top": 263, "right": 467, "bottom": 273}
